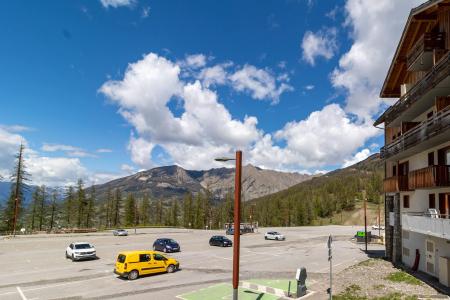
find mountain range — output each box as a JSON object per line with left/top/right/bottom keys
{"left": 91, "top": 164, "right": 312, "bottom": 202}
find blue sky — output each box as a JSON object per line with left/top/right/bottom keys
{"left": 0, "top": 0, "right": 423, "bottom": 186}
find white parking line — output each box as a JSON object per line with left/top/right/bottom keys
{"left": 16, "top": 287, "right": 27, "bottom": 300}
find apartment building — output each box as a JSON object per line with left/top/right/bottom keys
{"left": 375, "top": 0, "right": 450, "bottom": 287}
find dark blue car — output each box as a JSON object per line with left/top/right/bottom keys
{"left": 152, "top": 238, "right": 181, "bottom": 253}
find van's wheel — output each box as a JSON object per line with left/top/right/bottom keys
{"left": 167, "top": 264, "right": 175, "bottom": 273}
{"left": 128, "top": 270, "right": 139, "bottom": 280}
{"left": 65, "top": 251, "right": 69, "bottom": 259}
{"left": 71, "top": 254, "right": 76, "bottom": 261}
{"left": 265, "top": 236, "right": 268, "bottom": 240}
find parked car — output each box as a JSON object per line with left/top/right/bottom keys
{"left": 372, "top": 225, "right": 385, "bottom": 230}
{"left": 264, "top": 231, "right": 285, "bottom": 241}
{"left": 114, "top": 250, "right": 179, "bottom": 280}
{"left": 209, "top": 235, "right": 232, "bottom": 247}
{"left": 113, "top": 229, "right": 128, "bottom": 236}
{"left": 153, "top": 238, "right": 181, "bottom": 253}
{"left": 65, "top": 242, "right": 97, "bottom": 261}
{"left": 226, "top": 228, "right": 243, "bottom": 235}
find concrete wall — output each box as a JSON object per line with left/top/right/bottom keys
{"left": 400, "top": 140, "right": 450, "bottom": 171}
{"left": 402, "top": 230, "right": 450, "bottom": 279}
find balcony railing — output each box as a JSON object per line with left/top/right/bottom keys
{"left": 383, "top": 175, "right": 409, "bottom": 193}
{"left": 375, "top": 51, "right": 450, "bottom": 127}
{"left": 407, "top": 32, "right": 445, "bottom": 69}
{"left": 381, "top": 105, "right": 450, "bottom": 160}
{"left": 408, "top": 165, "right": 450, "bottom": 189}
{"left": 402, "top": 213, "right": 450, "bottom": 240}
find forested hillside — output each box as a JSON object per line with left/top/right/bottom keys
{"left": 0, "top": 152, "right": 383, "bottom": 234}
{"left": 247, "top": 153, "right": 384, "bottom": 227}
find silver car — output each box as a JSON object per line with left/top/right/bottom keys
{"left": 113, "top": 229, "right": 128, "bottom": 236}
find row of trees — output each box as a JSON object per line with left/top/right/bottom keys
{"left": 0, "top": 145, "right": 383, "bottom": 234}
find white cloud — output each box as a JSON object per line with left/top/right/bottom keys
{"left": 141, "top": 6, "right": 150, "bottom": 18}
{"left": 331, "top": 0, "right": 423, "bottom": 121}
{"left": 302, "top": 27, "right": 338, "bottom": 65}
{"left": 100, "top": 52, "right": 380, "bottom": 173}
{"left": 42, "top": 143, "right": 96, "bottom": 158}
{"left": 100, "top": 0, "right": 135, "bottom": 8}
{"left": 96, "top": 148, "right": 113, "bottom": 153}
{"left": 305, "top": 85, "right": 315, "bottom": 90}
{"left": 229, "top": 64, "right": 293, "bottom": 104}
{"left": 342, "top": 148, "right": 372, "bottom": 168}
{"left": 248, "top": 104, "right": 379, "bottom": 170}
{"left": 0, "top": 124, "right": 34, "bottom": 132}
{"left": 121, "top": 164, "right": 136, "bottom": 174}
{"left": 198, "top": 64, "right": 229, "bottom": 87}
{"left": 184, "top": 54, "right": 207, "bottom": 69}
{"left": 127, "top": 135, "right": 154, "bottom": 169}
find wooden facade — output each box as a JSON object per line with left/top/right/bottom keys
{"left": 408, "top": 165, "right": 450, "bottom": 189}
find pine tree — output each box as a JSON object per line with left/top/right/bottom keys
{"left": 124, "top": 193, "right": 136, "bottom": 226}
{"left": 140, "top": 193, "right": 150, "bottom": 225}
{"left": 76, "top": 179, "right": 86, "bottom": 228}
{"left": 171, "top": 200, "right": 179, "bottom": 227}
{"left": 183, "top": 193, "right": 193, "bottom": 228}
{"left": 64, "top": 186, "right": 75, "bottom": 228}
{"left": 112, "top": 188, "right": 122, "bottom": 226}
{"left": 30, "top": 188, "right": 39, "bottom": 230}
{"left": 38, "top": 185, "right": 47, "bottom": 231}
{"left": 105, "top": 188, "right": 113, "bottom": 228}
{"left": 85, "top": 185, "right": 95, "bottom": 228}
{"left": 49, "top": 189, "right": 58, "bottom": 231}
{"left": 2, "top": 143, "right": 29, "bottom": 234}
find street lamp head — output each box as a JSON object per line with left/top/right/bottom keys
{"left": 214, "top": 157, "right": 235, "bottom": 162}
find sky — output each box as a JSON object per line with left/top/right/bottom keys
{"left": 0, "top": 0, "right": 425, "bottom": 186}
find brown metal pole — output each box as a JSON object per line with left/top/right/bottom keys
{"left": 378, "top": 196, "right": 381, "bottom": 238}
{"left": 233, "top": 150, "right": 242, "bottom": 300}
{"left": 364, "top": 197, "right": 368, "bottom": 252}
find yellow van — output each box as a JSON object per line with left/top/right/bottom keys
{"left": 114, "top": 250, "right": 180, "bottom": 280}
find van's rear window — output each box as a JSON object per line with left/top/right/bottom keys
{"left": 117, "top": 254, "right": 126, "bottom": 263}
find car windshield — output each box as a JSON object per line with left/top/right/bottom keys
{"left": 117, "top": 229, "right": 125, "bottom": 232}
{"left": 168, "top": 239, "right": 177, "bottom": 243}
{"left": 75, "top": 244, "right": 92, "bottom": 249}
{"left": 273, "top": 232, "right": 280, "bottom": 235}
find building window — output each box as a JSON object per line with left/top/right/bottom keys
{"left": 403, "top": 195, "right": 410, "bottom": 208}
{"left": 402, "top": 230, "right": 409, "bottom": 240}
{"left": 402, "top": 247, "right": 410, "bottom": 257}
{"left": 427, "top": 111, "right": 434, "bottom": 119}
{"left": 428, "top": 152, "right": 435, "bottom": 166}
{"left": 429, "top": 194, "right": 436, "bottom": 209}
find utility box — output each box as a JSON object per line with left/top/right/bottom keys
{"left": 296, "top": 267, "right": 307, "bottom": 297}
{"left": 439, "top": 256, "right": 450, "bottom": 287}
{"left": 356, "top": 231, "right": 372, "bottom": 243}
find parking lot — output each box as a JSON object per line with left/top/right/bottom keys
{"left": 0, "top": 226, "right": 383, "bottom": 299}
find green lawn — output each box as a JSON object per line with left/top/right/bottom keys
{"left": 177, "top": 283, "right": 279, "bottom": 300}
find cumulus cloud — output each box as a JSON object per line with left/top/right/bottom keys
{"left": 183, "top": 54, "right": 208, "bottom": 69}
{"left": 42, "top": 143, "right": 96, "bottom": 158}
{"left": 229, "top": 65, "right": 293, "bottom": 104}
{"left": 331, "top": 0, "right": 423, "bottom": 121}
{"left": 198, "top": 63, "right": 230, "bottom": 87}
{"left": 302, "top": 27, "right": 338, "bottom": 65}
{"left": 342, "top": 148, "right": 372, "bottom": 168}
{"left": 100, "top": 0, "right": 135, "bottom": 8}
{"left": 248, "top": 104, "right": 378, "bottom": 170}
{"left": 100, "top": 52, "right": 381, "bottom": 173}
{"left": 96, "top": 148, "right": 113, "bottom": 153}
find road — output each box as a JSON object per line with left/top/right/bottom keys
{"left": 0, "top": 225, "right": 384, "bottom": 299}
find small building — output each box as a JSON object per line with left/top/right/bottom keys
{"left": 375, "top": 0, "right": 450, "bottom": 287}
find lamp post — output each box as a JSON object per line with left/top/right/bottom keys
{"left": 215, "top": 151, "right": 242, "bottom": 300}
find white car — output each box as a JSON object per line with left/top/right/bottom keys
{"left": 113, "top": 229, "right": 128, "bottom": 236}
{"left": 264, "top": 231, "right": 285, "bottom": 241}
{"left": 65, "top": 242, "right": 97, "bottom": 261}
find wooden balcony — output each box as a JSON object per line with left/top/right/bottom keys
{"left": 383, "top": 175, "right": 409, "bottom": 193}
{"left": 408, "top": 165, "right": 450, "bottom": 190}
{"left": 381, "top": 105, "right": 450, "bottom": 160}
{"left": 407, "top": 32, "right": 445, "bottom": 71}
{"left": 375, "top": 51, "right": 450, "bottom": 127}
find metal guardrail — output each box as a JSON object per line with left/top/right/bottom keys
{"left": 402, "top": 213, "right": 450, "bottom": 239}
{"left": 378, "top": 51, "right": 450, "bottom": 128}
{"left": 406, "top": 32, "right": 445, "bottom": 69}
{"left": 381, "top": 104, "right": 450, "bottom": 159}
